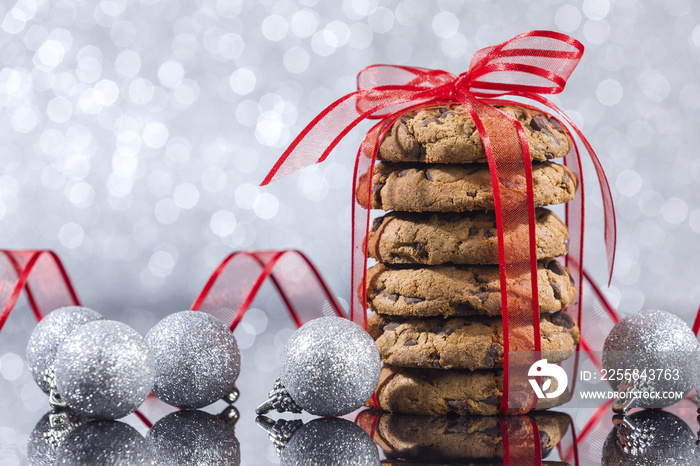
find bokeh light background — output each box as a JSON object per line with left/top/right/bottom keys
{"left": 1, "top": 0, "right": 699, "bottom": 463}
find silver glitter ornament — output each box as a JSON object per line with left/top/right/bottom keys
{"left": 257, "top": 416, "right": 379, "bottom": 465}
{"left": 55, "top": 420, "right": 154, "bottom": 465}
{"left": 602, "top": 309, "right": 698, "bottom": 412}
{"left": 54, "top": 320, "right": 155, "bottom": 420}
{"left": 602, "top": 410, "right": 698, "bottom": 465}
{"left": 26, "top": 410, "right": 82, "bottom": 466}
{"left": 148, "top": 410, "right": 240, "bottom": 465}
{"left": 257, "top": 316, "right": 381, "bottom": 417}
{"left": 145, "top": 311, "right": 240, "bottom": 409}
{"left": 26, "top": 306, "right": 104, "bottom": 394}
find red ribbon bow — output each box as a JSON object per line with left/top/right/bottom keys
{"left": 261, "top": 29, "right": 615, "bottom": 279}
{"left": 262, "top": 30, "right": 617, "bottom": 416}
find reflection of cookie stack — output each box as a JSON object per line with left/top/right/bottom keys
{"left": 357, "top": 409, "right": 573, "bottom": 465}
{"left": 357, "top": 104, "right": 581, "bottom": 415}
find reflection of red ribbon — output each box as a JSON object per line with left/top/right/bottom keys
{"left": 262, "top": 30, "right": 616, "bottom": 415}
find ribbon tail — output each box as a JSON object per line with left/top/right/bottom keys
{"left": 524, "top": 93, "right": 617, "bottom": 285}
{"left": 260, "top": 86, "right": 439, "bottom": 186}
{"left": 261, "top": 91, "right": 367, "bottom": 185}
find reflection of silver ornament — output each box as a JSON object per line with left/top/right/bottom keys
{"left": 55, "top": 420, "right": 154, "bottom": 465}
{"left": 26, "top": 411, "right": 82, "bottom": 466}
{"left": 26, "top": 306, "right": 104, "bottom": 394}
{"left": 257, "top": 316, "right": 381, "bottom": 417}
{"left": 54, "top": 320, "right": 155, "bottom": 420}
{"left": 145, "top": 311, "right": 240, "bottom": 409}
{"left": 148, "top": 409, "right": 240, "bottom": 466}
{"left": 602, "top": 310, "right": 697, "bottom": 412}
{"left": 602, "top": 410, "right": 698, "bottom": 465}
{"left": 257, "top": 416, "right": 379, "bottom": 465}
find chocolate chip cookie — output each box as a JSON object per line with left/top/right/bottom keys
{"left": 356, "top": 161, "right": 577, "bottom": 212}
{"left": 356, "top": 409, "right": 571, "bottom": 462}
{"left": 368, "top": 208, "right": 569, "bottom": 265}
{"left": 371, "top": 104, "right": 572, "bottom": 164}
{"left": 366, "top": 364, "right": 571, "bottom": 416}
{"left": 367, "top": 311, "right": 580, "bottom": 370}
{"left": 366, "top": 259, "right": 576, "bottom": 318}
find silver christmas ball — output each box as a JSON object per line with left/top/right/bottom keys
{"left": 55, "top": 420, "right": 154, "bottom": 465}
{"left": 280, "top": 417, "right": 379, "bottom": 466}
{"left": 26, "top": 306, "right": 104, "bottom": 393}
{"left": 280, "top": 316, "right": 381, "bottom": 417}
{"left": 27, "top": 411, "right": 82, "bottom": 466}
{"left": 602, "top": 410, "right": 698, "bottom": 465}
{"left": 145, "top": 311, "right": 240, "bottom": 409}
{"left": 603, "top": 309, "right": 697, "bottom": 411}
{"left": 54, "top": 320, "right": 155, "bottom": 420}
{"left": 148, "top": 410, "right": 240, "bottom": 465}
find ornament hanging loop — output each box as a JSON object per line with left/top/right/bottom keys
{"left": 255, "top": 377, "right": 302, "bottom": 415}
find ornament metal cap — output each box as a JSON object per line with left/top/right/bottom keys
{"left": 255, "top": 376, "right": 302, "bottom": 415}
{"left": 44, "top": 367, "right": 67, "bottom": 410}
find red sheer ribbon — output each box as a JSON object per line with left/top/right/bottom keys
{"left": 261, "top": 30, "right": 617, "bottom": 415}
{"left": 0, "top": 248, "right": 343, "bottom": 427}
{"left": 0, "top": 250, "right": 81, "bottom": 331}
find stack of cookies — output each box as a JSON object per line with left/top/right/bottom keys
{"left": 356, "top": 103, "right": 581, "bottom": 416}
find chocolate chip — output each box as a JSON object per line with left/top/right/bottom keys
{"left": 550, "top": 281, "right": 562, "bottom": 300}
{"left": 476, "top": 292, "right": 490, "bottom": 303}
{"left": 542, "top": 445, "right": 554, "bottom": 458}
{"left": 413, "top": 242, "right": 428, "bottom": 259}
{"left": 383, "top": 322, "right": 400, "bottom": 331}
{"left": 482, "top": 426, "right": 501, "bottom": 438}
{"left": 424, "top": 169, "right": 433, "bottom": 181}
{"left": 400, "top": 116, "right": 411, "bottom": 123}
{"left": 404, "top": 296, "right": 423, "bottom": 305}
{"left": 484, "top": 344, "right": 502, "bottom": 367}
{"left": 562, "top": 171, "right": 572, "bottom": 187}
{"left": 372, "top": 182, "right": 384, "bottom": 204}
{"left": 551, "top": 311, "right": 575, "bottom": 329}
{"left": 539, "top": 430, "right": 551, "bottom": 448}
{"left": 454, "top": 303, "right": 470, "bottom": 315}
{"left": 403, "top": 339, "right": 417, "bottom": 346}
{"left": 420, "top": 117, "right": 440, "bottom": 126}
{"left": 437, "top": 327, "right": 454, "bottom": 337}
{"left": 436, "top": 107, "right": 448, "bottom": 114}
{"left": 446, "top": 400, "right": 467, "bottom": 413}
{"left": 393, "top": 120, "right": 420, "bottom": 158}
{"left": 438, "top": 111, "right": 455, "bottom": 119}
{"left": 370, "top": 217, "right": 383, "bottom": 232}
{"left": 483, "top": 396, "right": 501, "bottom": 406}
{"left": 379, "top": 290, "right": 399, "bottom": 302}
{"left": 469, "top": 227, "right": 479, "bottom": 237}
{"left": 569, "top": 273, "right": 576, "bottom": 286}
{"left": 546, "top": 260, "right": 566, "bottom": 276}
{"left": 445, "top": 419, "right": 469, "bottom": 434}
{"left": 397, "top": 169, "right": 410, "bottom": 177}
{"left": 483, "top": 229, "right": 495, "bottom": 239}
{"left": 529, "top": 115, "right": 549, "bottom": 132}
{"left": 549, "top": 117, "right": 565, "bottom": 132}
{"left": 545, "top": 151, "right": 555, "bottom": 159}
